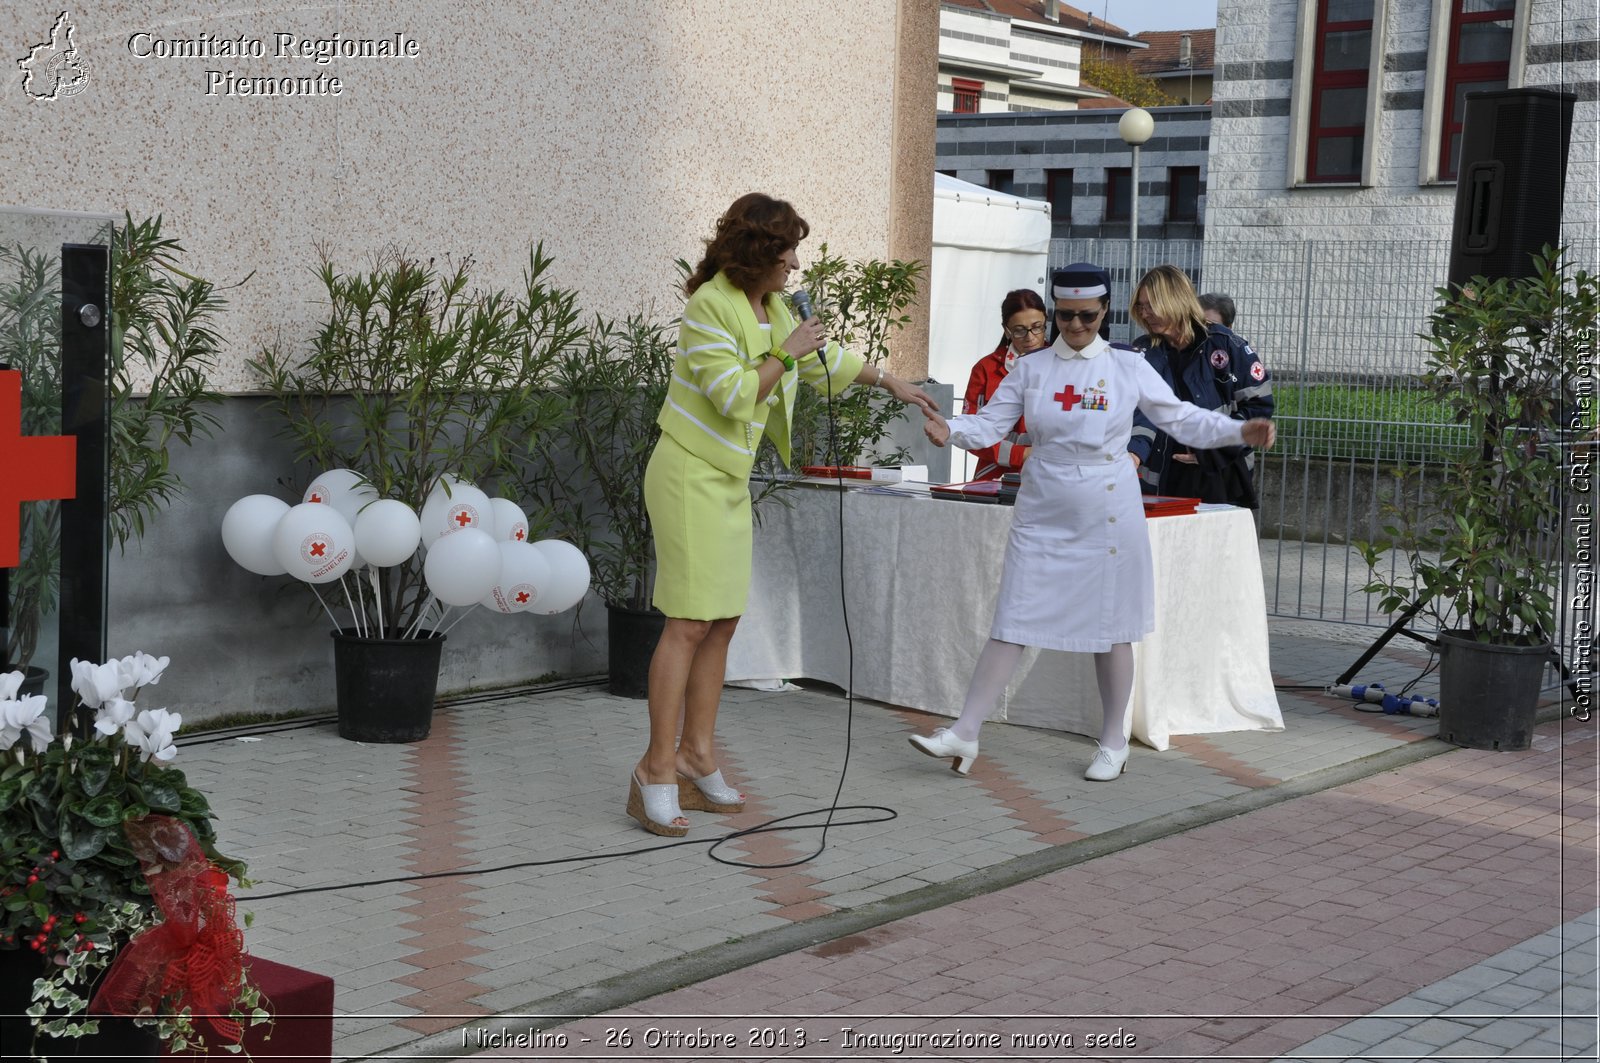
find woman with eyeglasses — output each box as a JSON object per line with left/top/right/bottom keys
{"left": 961, "top": 289, "right": 1050, "bottom": 480}
{"left": 910, "top": 262, "right": 1275, "bottom": 782}
{"left": 1129, "top": 266, "right": 1273, "bottom": 508}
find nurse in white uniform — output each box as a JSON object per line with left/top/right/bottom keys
{"left": 910, "top": 264, "right": 1276, "bottom": 781}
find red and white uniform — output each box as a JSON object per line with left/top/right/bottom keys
{"left": 962, "top": 340, "right": 1030, "bottom": 481}
{"left": 946, "top": 334, "right": 1248, "bottom": 652}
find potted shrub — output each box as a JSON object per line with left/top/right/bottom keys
{"left": 248, "top": 247, "right": 585, "bottom": 739}
{"left": 0, "top": 216, "right": 227, "bottom": 694}
{"left": 530, "top": 313, "right": 674, "bottom": 698}
{"left": 1359, "top": 247, "right": 1596, "bottom": 749}
{"left": 0, "top": 654, "right": 268, "bottom": 1059}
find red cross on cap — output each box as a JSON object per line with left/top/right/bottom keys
{"left": 0, "top": 370, "right": 77, "bottom": 569}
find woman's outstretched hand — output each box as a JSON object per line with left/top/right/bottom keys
{"left": 1241, "top": 418, "right": 1276, "bottom": 449}
{"left": 887, "top": 376, "right": 939, "bottom": 413}
{"left": 924, "top": 411, "right": 951, "bottom": 448}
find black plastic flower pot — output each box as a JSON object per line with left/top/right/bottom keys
{"left": 1436, "top": 629, "right": 1550, "bottom": 751}
{"left": 606, "top": 604, "right": 665, "bottom": 699}
{"left": 330, "top": 628, "right": 444, "bottom": 743}
{"left": 0, "top": 949, "right": 161, "bottom": 1061}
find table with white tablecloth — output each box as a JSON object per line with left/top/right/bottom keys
{"left": 725, "top": 485, "right": 1283, "bottom": 750}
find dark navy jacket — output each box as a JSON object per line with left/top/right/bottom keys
{"left": 1127, "top": 323, "right": 1274, "bottom": 495}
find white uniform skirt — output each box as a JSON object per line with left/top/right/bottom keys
{"left": 988, "top": 454, "right": 1154, "bottom": 653}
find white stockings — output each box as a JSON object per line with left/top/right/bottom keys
{"left": 1094, "top": 642, "right": 1134, "bottom": 750}
{"left": 949, "top": 638, "right": 1024, "bottom": 741}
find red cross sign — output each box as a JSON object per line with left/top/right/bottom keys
{"left": 0, "top": 370, "right": 77, "bottom": 569}
{"left": 453, "top": 509, "right": 474, "bottom": 527}
{"left": 1054, "top": 384, "right": 1083, "bottom": 411}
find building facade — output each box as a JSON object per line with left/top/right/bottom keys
{"left": 937, "top": 0, "right": 1141, "bottom": 112}
{"left": 1205, "top": 0, "right": 1597, "bottom": 241}
{"left": 936, "top": 105, "right": 1212, "bottom": 238}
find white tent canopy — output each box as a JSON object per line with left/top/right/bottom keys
{"left": 927, "top": 173, "right": 1052, "bottom": 482}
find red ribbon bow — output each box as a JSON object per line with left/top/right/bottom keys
{"left": 90, "top": 816, "right": 246, "bottom": 1044}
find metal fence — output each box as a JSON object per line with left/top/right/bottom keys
{"left": 1049, "top": 236, "right": 1594, "bottom": 689}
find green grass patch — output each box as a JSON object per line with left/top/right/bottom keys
{"left": 1272, "top": 383, "right": 1469, "bottom": 463}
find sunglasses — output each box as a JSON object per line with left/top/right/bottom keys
{"left": 1054, "top": 308, "right": 1103, "bottom": 325}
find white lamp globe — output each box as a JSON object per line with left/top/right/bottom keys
{"left": 1118, "top": 107, "right": 1155, "bottom": 146}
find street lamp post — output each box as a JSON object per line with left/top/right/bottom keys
{"left": 1118, "top": 106, "right": 1155, "bottom": 338}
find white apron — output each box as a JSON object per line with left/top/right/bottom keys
{"left": 947, "top": 335, "right": 1248, "bottom": 652}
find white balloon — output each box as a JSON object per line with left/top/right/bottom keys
{"left": 487, "top": 497, "right": 531, "bottom": 544}
{"left": 305, "top": 468, "right": 381, "bottom": 528}
{"left": 423, "top": 527, "right": 502, "bottom": 606}
{"left": 419, "top": 482, "right": 492, "bottom": 545}
{"left": 353, "top": 499, "right": 422, "bottom": 567}
{"left": 528, "top": 539, "right": 591, "bottom": 614}
{"left": 272, "top": 503, "right": 357, "bottom": 584}
{"left": 480, "top": 541, "right": 552, "bottom": 613}
{"left": 221, "top": 495, "right": 291, "bottom": 576}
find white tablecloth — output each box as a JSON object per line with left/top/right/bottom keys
{"left": 726, "top": 486, "right": 1283, "bottom": 750}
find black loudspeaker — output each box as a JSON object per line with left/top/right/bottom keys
{"left": 1447, "top": 87, "right": 1575, "bottom": 287}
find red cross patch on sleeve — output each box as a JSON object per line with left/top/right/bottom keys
{"left": 1210, "top": 349, "right": 1229, "bottom": 369}
{"left": 1250, "top": 362, "right": 1266, "bottom": 381}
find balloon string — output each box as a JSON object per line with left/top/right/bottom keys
{"left": 403, "top": 595, "right": 436, "bottom": 640}
{"left": 440, "top": 608, "right": 472, "bottom": 637}
{"left": 309, "top": 586, "right": 343, "bottom": 634}
{"left": 370, "top": 569, "right": 386, "bottom": 640}
{"left": 339, "top": 576, "right": 363, "bottom": 638}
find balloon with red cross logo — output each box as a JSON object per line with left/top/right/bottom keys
{"left": 488, "top": 497, "right": 530, "bottom": 544}
{"left": 271, "top": 502, "right": 356, "bottom": 584}
{"left": 304, "top": 467, "right": 380, "bottom": 527}
{"left": 419, "top": 480, "right": 492, "bottom": 546}
{"left": 479, "top": 540, "right": 552, "bottom": 614}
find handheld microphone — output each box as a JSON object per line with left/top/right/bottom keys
{"left": 791, "top": 288, "right": 815, "bottom": 323}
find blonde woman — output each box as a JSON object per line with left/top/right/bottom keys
{"left": 1128, "top": 266, "right": 1273, "bottom": 508}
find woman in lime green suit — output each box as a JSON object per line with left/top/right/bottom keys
{"left": 628, "top": 193, "right": 937, "bottom": 836}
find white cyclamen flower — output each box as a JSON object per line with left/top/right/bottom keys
{"left": 94, "top": 696, "right": 138, "bottom": 736}
{"left": 70, "top": 658, "right": 123, "bottom": 709}
{"left": 0, "top": 671, "right": 23, "bottom": 701}
{"left": 115, "top": 652, "right": 171, "bottom": 694}
{"left": 0, "top": 695, "right": 54, "bottom": 753}
{"left": 125, "top": 708, "right": 182, "bottom": 763}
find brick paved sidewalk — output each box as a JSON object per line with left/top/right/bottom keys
{"left": 576, "top": 716, "right": 1595, "bottom": 1061}
{"left": 171, "top": 628, "right": 1578, "bottom": 1059}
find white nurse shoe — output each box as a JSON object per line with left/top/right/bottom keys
{"left": 909, "top": 727, "right": 979, "bottom": 775}
{"left": 1084, "top": 743, "right": 1130, "bottom": 781}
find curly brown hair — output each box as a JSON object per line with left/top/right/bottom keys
{"left": 684, "top": 193, "right": 810, "bottom": 296}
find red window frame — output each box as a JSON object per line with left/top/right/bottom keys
{"left": 1106, "top": 167, "right": 1132, "bottom": 222}
{"left": 1046, "top": 168, "right": 1073, "bottom": 226}
{"left": 1439, "top": 0, "right": 1515, "bottom": 179}
{"left": 1306, "top": 0, "right": 1374, "bottom": 183}
{"left": 1168, "top": 166, "right": 1201, "bottom": 221}
{"left": 952, "top": 78, "right": 983, "bottom": 114}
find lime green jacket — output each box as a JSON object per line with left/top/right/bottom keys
{"left": 656, "top": 270, "right": 865, "bottom": 479}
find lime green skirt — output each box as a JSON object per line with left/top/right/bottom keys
{"left": 645, "top": 432, "right": 752, "bottom": 620}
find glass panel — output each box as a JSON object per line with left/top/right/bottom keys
{"left": 1460, "top": 0, "right": 1515, "bottom": 13}
{"left": 1313, "top": 135, "right": 1363, "bottom": 178}
{"left": 0, "top": 207, "right": 114, "bottom": 704}
{"left": 1446, "top": 132, "right": 1463, "bottom": 175}
{"left": 1322, "top": 30, "right": 1372, "bottom": 71}
{"left": 1457, "top": 20, "right": 1514, "bottom": 63}
{"left": 1319, "top": 86, "right": 1369, "bottom": 127}
{"left": 1453, "top": 79, "right": 1508, "bottom": 123}
{"left": 1325, "top": 0, "right": 1374, "bottom": 23}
